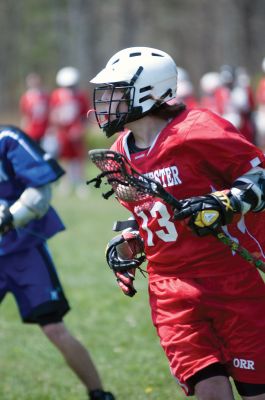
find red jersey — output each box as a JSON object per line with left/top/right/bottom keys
{"left": 214, "top": 86, "right": 256, "bottom": 143}
{"left": 49, "top": 88, "right": 89, "bottom": 127}
{"left": 111, "top": 109, "right": 265, "bottom": 281}
{"left": 49, "top": 88, "right": 90, "bottom": 158}
{"left": 19, "top": 89, "right": 49, "bottom": 141}
{"left": 256, "top": 78, "right": 265, "bottom": 106}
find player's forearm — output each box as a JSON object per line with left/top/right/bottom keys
{"left": 229, "top": 167, "right": 265, "bottom": 214}
{"left": 174, "top": 166, "right": 265, "bottom": 237}
{"left": 9, "top": 184, "right": 52, "bottom": 227}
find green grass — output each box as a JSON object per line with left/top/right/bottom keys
{"left": 0, "top": 164, "right": 241, "bottom": 399}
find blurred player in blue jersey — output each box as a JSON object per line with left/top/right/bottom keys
{"left": 0, "top": 125, "right": 115, "bottom": 400}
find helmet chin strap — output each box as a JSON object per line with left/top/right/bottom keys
{"left": 115, "top": 114, "right": 125, "bottom": 129}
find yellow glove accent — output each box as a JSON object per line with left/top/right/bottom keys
{"left": 195, "top": 210, "right": 220, "bottom": 227}
{"left": 212, "top": 191, "right": 234, "bottom": 212}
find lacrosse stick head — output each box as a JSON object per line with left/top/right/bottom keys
{"left": 88, "top": 149, "right": 161, "bottom": 202}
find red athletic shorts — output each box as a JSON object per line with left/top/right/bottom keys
{"left": 149, "top": 267, "right": 265, "bottom": 395}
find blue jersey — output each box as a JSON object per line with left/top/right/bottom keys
{"left": 0, "top": 125, "right": 65, "bottom": 255}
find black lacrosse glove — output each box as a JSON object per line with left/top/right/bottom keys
{"left": 174, "top": 191, "right": 239, "bottom": 236}
{"left": 105, "top": 231, "right": 145, "bottom": 297}
{"left": 106, "top": 232, "right": 145, "bottom": 272}
{"left": 0, "top": 204, "right": 14, "bottom": 234}
{"left": 115, "top": 270, "right": 137, "bottom": 297}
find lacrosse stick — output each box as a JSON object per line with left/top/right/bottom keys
{"left": 87, "top": 149, "right": 265, "bottom": 273}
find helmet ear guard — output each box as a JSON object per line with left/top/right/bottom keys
{"left": 90, "top": 47, "right": 178, "bottom": 137}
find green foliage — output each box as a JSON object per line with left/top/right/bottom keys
{"left": 0, "top": 180, "right": 242, "bottom": 399}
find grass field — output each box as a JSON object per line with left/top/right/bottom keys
{"left": 0, "top": 162, "right": 241, "bottom": 400}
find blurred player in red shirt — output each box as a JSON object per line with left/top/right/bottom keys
{"left": 199, "top": 71, "right": 221, "bottom": 114}
{"left": 19, "top": 73, "right": 49, "bottom": 144}
{"left": 215, "top": 65, "right": 256, "bottom": 143}
{"left": 175, "top": 66, "right": 198, "bottom": 109}
{"left": 255, "top": 57, "right": 265, "bottom": 150}
{"left": 90, "top": 47, "right": 265, "bottom": 400}
{"left": 256, "top": 58, "right": 265, "bottom": 106}
{"left": 49, "top": 67, "right": 90, "bottom": 196}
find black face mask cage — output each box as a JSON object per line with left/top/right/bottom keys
{"left": 93, "top": 84, "right": 135, "bottom": 136}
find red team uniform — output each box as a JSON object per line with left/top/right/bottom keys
{"left": 214, "top": 86, "right": 255, "bottom": 144}
{"left": 90, "top": 46, "right": 265, "bottom": 398}
{"left": 49, "top": 87, "right": 89, "bottom": 160}
{"left": 20, "top": 88, "right": 49, "bottom": 142}
{"left": 256, "top": 78, "right": 265, "bottom": 106}
{"left": 255, "top": 77, "right": 265, "bottom": 148}
{"left": 111, "top": 108, "right": 265, "bottom": 394}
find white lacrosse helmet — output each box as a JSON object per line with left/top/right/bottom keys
{"left": 90, "top": 47, "right": 177, "bottom": 137}
{"left": 200, "top": 72, "right": 221, "bottom": 95}
{"left": 56, "top": 66, "right": 80, "bottom": 87}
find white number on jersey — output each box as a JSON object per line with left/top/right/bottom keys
{"left": 136, "top": 201, "right": 178, "bottom": 246}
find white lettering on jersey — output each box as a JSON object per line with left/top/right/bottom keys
{"left": 233, "top": 358, "right": 255, "bottom": 370}
{"left": 145, "top": 165, "right": 182, "bottom": 188}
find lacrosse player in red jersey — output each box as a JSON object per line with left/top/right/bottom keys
{"left": 49, "top": 67, "right": 90, "bottom": 197}
{"left": 255, "top": 57, "right": 265, "bottom": 149}
{"left": 19, "top": 72, "right": 49, "bottom": 144}
{"left": 89, "top": 47, "right": 265, "bottom": 400}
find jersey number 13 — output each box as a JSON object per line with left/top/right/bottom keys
{"left": 136, "top": 201, "right": 178, "bottom": 246}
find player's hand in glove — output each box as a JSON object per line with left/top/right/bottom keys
{"left": 106, "top": 230, "right": 145, "bottom": 297}
{"left": 106, "top": 231, "right": 145, "bottom": 272}
{"left": 0, "top": 204, "right": 14, "bottom": 234}
{"left": 115, "top": 270, "right": 137, "bottom": 297}
{"left": 174, "top": 190, "right": 238, "bottom": 236}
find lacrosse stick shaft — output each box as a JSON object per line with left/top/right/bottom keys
{"left": 214, "top": 231, "right": 265, "bottom": 272}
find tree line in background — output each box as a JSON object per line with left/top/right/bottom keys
{"left": 0, "top": 0, "right": 265, "bottom": 113}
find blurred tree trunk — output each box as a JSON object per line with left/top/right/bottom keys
{"left": 0, "top": 2, "right": 23, "bottom": 111}
{"left": 1, "top": 0, "right": 265, "bottom": 115}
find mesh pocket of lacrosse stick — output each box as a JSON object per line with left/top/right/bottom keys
{"left": 87, "top": 149, "right": 154, "bottom": 202}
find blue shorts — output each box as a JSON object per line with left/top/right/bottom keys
{"left": 0, "top": 244, "right": 70, "bottom": 324}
